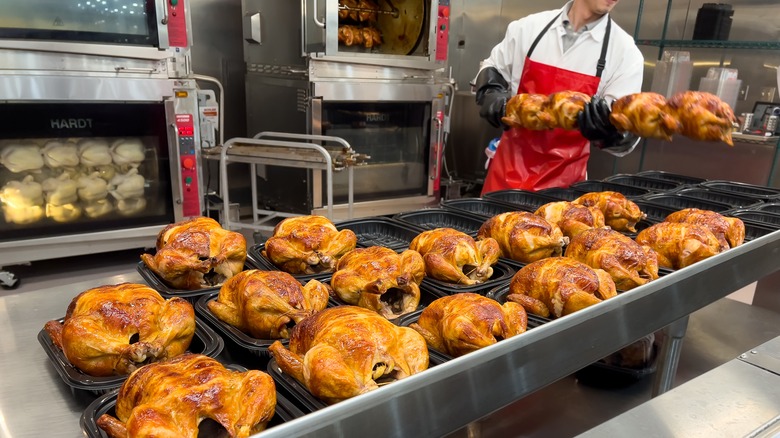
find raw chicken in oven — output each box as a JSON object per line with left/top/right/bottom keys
{"left": 409, "top": 227, "right": 501, "bottom": 285}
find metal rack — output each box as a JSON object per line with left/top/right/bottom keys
{"left": 215, "top": 132, "right": 368, "bottom": 233}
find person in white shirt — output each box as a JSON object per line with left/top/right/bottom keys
{"left": 475, "top": 0, "right": 644, "bottom": 194}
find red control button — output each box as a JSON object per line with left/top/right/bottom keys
{"left": 183, "top": 157, "right": 195, "bottom": 169}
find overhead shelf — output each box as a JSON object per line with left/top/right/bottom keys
{"left": 635, "top": 39, "right": 780, "bottom": 50}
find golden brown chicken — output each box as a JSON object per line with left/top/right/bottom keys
{"left": 208, "top": 270, "right": 330, "bottom": 339}
{"left": 548, "top": 91, "right": 592, "bottom": 130}
{"left": 666, "top": 90, "right": 738, "bottom": 146}
{"left": 337, "top": 25, "right": 383, "bottom": 48}
{"left": 410, "top": 293, "right": 527, "bottom": 357}
{"left": 534, "top": 201, "right": 606, "bottom": 239}
{"left": 572, "top": 191, "right": 646, "bottom": 233}
{"left": 330, "top": 246, "right": 425, "bottom": 319}
{"left": 635, "top": 222, "right": 725, "bottom": 269}
{"left": 141, "top": 216, "right": 247, "bottom": 290}
{"left": 502, "top": 93, "right": 556, "bottom": 130}
{"left": 96, "top": 354, "right": 276, "bottom": 438}
{"left": 264, "top": 215, "right": 357, "bottom": 275}
{"left": 477, "top": 211, "right": 568, "bottom": 264}
{"left": 664, "top": 208, "right": 745, "bottom": 250}
{"left": 43, "top": 283, "right": 195, "bottom": 377}
{"left": 506, "top": 257, "right": 617, "bottom": 318}
{"left": 409, "top": 228, "right": 501, "bottom": 285}
{"left": 609, "top": 92, "right": 682, "bottom": 141}
{"left": 268, "top": 306, "right": 429, "bottom": 404}
{"left": 565, "top": 228, "right": 659, "bottom": 290}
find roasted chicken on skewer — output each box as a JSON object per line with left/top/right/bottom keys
{"left": 337, "top": 25, "right": 383, "bottom": 48}
{"left": 609, "top": 91, "right": 682, "bottom": 141}
{"left": 502, "top": 92, "right": 588, "bottom": 130}
{"left": 666, "top": 90, "right": 738, "bottom": 146}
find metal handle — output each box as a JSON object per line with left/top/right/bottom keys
{"left": 161, "top": 3, "right": 169, "bottom": 24}
{"left": 243, "top": 12, "right": 262, "bottom": 44}
{"left": 431, "top": 117, "right": 443, "bottom": 180}
{"left": 115, "top": 66, "right": 159, "bottom": 74}
{"left": 312, "top": 0, "right": 325, "bottom": 27}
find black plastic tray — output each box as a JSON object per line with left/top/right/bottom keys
{"left": 603, "top": 174, "right": 683, "bottom": 193}
{"left": 569, "top": 180, "right": 651, "bottom": 199}
{"left": 750, "top": 203, "right": 780, "bottom": 214}
{"left": 137, "top": 260, "right": 259, "bottom": 302}
{"left": 743, "top": 221, "right": 779, "bottom": 241}
{"left": 393, "top": 208, "right": 487, "bottom": 237}
{"left": 700, "top": 180, "right": 780, "bottom": 201}
{"left": 536, "top": 187, "right": 583, "bottom": 201}
{"left": 335, "top": 217, "right": 424, "bottom": 251}
{"left": 327, "top": 282, "right": 446, "bottom": 319}
{"left": 640, "top": 193, "right": 733, "bottom": 213}
{"left": 728, "top": 210, "right": 780, "bottom": 229}
{"left": 440, "top": 197, "right": 521, "bottom": 219}
{"left": 81, "top": 382, "right": 304, "bottom": 438}
{"left": 483, "top": 190, "right": 563, "bottom": 211}
{"left": 267, "top": 350, "right": 449, "bottom": 413}
{"left": 39, "top": 317, "right": 224, "bottom": 395}
{"left": 421, "top": 260, "right": 515, "bottom": 296}
{"left": 673, "top": 186, "right": 763, "bottom": 209}
{"left": 635, "top": 170, "right": 707, "bottom": 185}
{"left": 247, "top": 243, "right": 332, "bottom": 283}
{"left": 631, "top": 200, "right": 678, "bottom": 223}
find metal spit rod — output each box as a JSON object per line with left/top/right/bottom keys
{"left": 339, "top": 2, "right": 399, "bottom": 18}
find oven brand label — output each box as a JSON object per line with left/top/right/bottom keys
{"left": 50, "top": 118, "right": 93, "bottom": 129}
{"left": 366, "top": 114, "right": 389, "bottom": 122}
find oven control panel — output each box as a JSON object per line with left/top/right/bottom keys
{"left": 176, "top": 114, "right": 200, "bottom": 217}
{"left": 436, "top": 1, "right": 450, "bottom": 62}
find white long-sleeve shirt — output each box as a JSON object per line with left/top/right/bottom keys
{"left": 478, "top": 4, "right": 644, "bottom": 102}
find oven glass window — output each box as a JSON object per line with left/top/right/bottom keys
{"left": 321, "top": 101, "right": 430, "bottom": 202}
{"left": 0, "top": 0, "right": 157, "bottom": 46}
{"left": 0, "top": 103, "right": 174, "bottom": 242}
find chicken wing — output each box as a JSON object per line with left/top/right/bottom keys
{"left": 609, "top": 92, "right": 682, "bottom": 141}
{"left": 409, "top": 228, "right": 500, "bottom": 285}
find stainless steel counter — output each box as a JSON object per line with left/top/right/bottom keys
{"left": 2, "top": 228, "right": 780, "bottom": 437}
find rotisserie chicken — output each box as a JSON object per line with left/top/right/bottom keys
{"left": 477, "top": 211, "right": 568, "bottom": 264}
{"left": 268, "top": 306, "right": 428, "bottom": 404}
{"left": 635, "top": 222, "right": 724, "bottom": 269}
{"left": 565, "top": 228, "right": 659, "bottom": 290}
{"left": 208, "top": 270, "right": 330, "bottom": 339}
{"left": 608, "top": 92, "right": 682, "bottom": 141}
{"left": 337, "top": 25, "right": 383, "bottom": 48}
{"left": 96, "top": 353, "right": 276, "bottom": 438}
{"left": 534, "top": 201, "right": 606, "bottom": 239}
{"left": 141, "top": 216, "right": 247, "bottom": 290}
{"left": 572, "top": 191, "right": 646, "bottom": 232}
{"left": 663, "top": 208, "right": 745, "bottom": 249}
{"left": 330, "top": 246, "right": 425, "bottom": 319}
{"left": 506, "top": 257, "right": 617, "bottom": 318}
{"left": 409, "top": 228, "right": 501, "bottom": 285}
{"left": 43, "top": 283, "right": 195, "bottom": 377}
{"left": 666, "top": 90, "right": 738, "bottom": 146}
{"left": 263, "top": 215, "right": 357, "bottom": 275}
{"left": 338, "top": 0, "right": 378, "bottom": 21}
{"left": 502, "top": 93, "right": 556, "bottom": 130}
{"left": 410, "top": 293, "right": 527, "bottom": 357}
{"left": 548, "top": 91, "right": 592, "bottom": 130}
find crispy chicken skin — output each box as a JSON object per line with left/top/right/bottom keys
{"left": 565, "top": 228, "right": 659, "bottom": 290}
{"left": 96, "top": 354, "right": 276, "bottom": 438}
{"left": 337, "top": 25, "right": 383, "bottom": 48}
{"left": 534, "top": 201, "right": 607, "bottom": 239}
{"left": 548, "top": 91, "right": 591, "bottom": 130}
{"left": 43, "top": 283, "right": 195, "bottom": 377}
{"left": 208, "top": 270, "right": 330, "bottom": 339}
{"left": 502, "top": 93, "right": 557, "bottom": 130}
{"left": 666, "top": 91, "right": 738, "bottom": 146}
{"left": 663, "top": 208, "right": 745, "bottom": 250}
{"left": 409, "top": 228, "right": 501, "bottom": 285}
{"left": 609, "top": 92, "right": 682, "bottom": 141}
{"left": 477, "top": 211, "right": 568, "bottom": 264}
{"left": 635, "top": 222, "right": 725, "bottom": 269}
{"left": 410, "top": 293, "right": 527, "bottom": 357}
{"left": 264, "top": 215, "right": 357, "bottom": 275}
{"left": 330, "top": 246, "right": 425, "bottom": 319}
{"left": 141, "top": 216, "right": 246, "bottom": 290}
{"left": 506, "top": 257, "right": 617, "bottom": 318}
{"left": 268, "top": 306, "right": 429, "bottom": 404}
{"left": 573, "top": 191, "right": 646, "bottom": 233}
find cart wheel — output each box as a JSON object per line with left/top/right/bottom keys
{"left": 0, "top": 270, "right": 19, "bottom": 289}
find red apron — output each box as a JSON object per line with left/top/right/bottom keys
{"left": 482, "top": 13, "right": 612, "bottom": 194}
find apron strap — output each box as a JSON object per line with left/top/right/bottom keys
{"left": 526, "top": 11, "right": 613, "bottom": 79}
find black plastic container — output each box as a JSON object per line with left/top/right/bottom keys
{"left": 632, "top": 200, "right": 678, "bottom": 223}
{"left": 393, "top": 208, "right": 487, "bottom": 237}
{"left": 327, "top": 282, "right": 446, "bottom": 319}
{"left": 137, "top": 260, "right": 259, "bottom": 303}
{"left": 421, "top": 260, "right": 516, "bottom": 296}
{"left": 247, "top": 243, "right": 332, "bottom": 283}
{"left": 692, "top": 3, "right": 733, "bottom": 41}
{"left": 641, "top": 193, "right": 733, "bottom": 213}
{"left": 81, "top": 385, "right": 304, "bottom": 438}
{"left": 483, "top": 190, "right": 562, "bottom": 211}
{"left": 635, "top": 170, "right": 707, "bottom": 185}
{"left": 674, "top": 187, "right": 763, "bottom": 209}
{"left": 38, "top": 317, "right": 224, "bottom": 395}
{"left": 569, "top": 180, "right": 651, "bottom": 199}
{"left": 603, "top": 174, "right": 683, "bottom": 193}
{"left": 700, "top": 180, "right": 780, "bottom": 202}
{"left": 440, "top": 197, "right": 521, "bottom": 219}
{"left": 335, "top": 217, "right": 424, "bottom": 250}
{"left": 743, "top": 221, "right": 778, "bottom": 241}
{"left": 750, "top": 203, "right": 780, "bottom": 214}
{"left": 728, "top": 210, "right": 780, "bottom": 229}
{"left": 536, "top": 187, "right": 584, "bottom": 201}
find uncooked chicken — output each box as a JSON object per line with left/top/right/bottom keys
{"left": 477, "top": 211, "right": 568, "bottom": 264}
{"left": 264, "top": 215, "right": 357, "bottom": 275}
{"left": 409, "top": 227, "right": 501, "bottom": 285}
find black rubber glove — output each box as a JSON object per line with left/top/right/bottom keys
{"left": 578, "top": 96, "right": 640, "bottom": 154}
{"left": 475, "top": 67, "right": 511, "bottom": 129}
